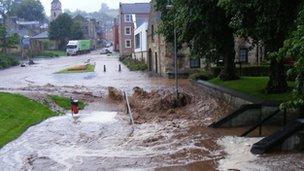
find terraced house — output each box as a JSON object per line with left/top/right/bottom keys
{"left": 118, "top": 3, "right": 150, "bottom": 56}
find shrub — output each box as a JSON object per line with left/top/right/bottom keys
{"left": 189, "top": 70, "right": 215, "bottom": 81}
{"left": 121, "top": 56, "right": 148, "bottom": 71}
{"left": 0, "top": 53, "right": 19, "bottom": 69}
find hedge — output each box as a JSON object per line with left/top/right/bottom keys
{"left": 0, "top": 53, "right": 19, "bottom": 69}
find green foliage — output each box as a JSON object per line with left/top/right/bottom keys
{"left": 278, "top": 6, "right": 304, "bottom": 109}
{"left": 210, "top": 77, "right": 294, "bottom": 103}
{"left": 0, "top": 24, "right": 19, "bottom": 49}
{"left": 56, "top": 64, "right": 95, "bottom": 74}
{"left": 32, "top": 50, "right": 66, "bottom": 58}
{"left": 49, "top": 13, "right": 84, "bottom": 50}
{"left": 0, "top": 92, "right": 57, "bottom": 147}
{"left": 11, "top": 0, "right": 45, "bottom": 21}
{"left": 0, "top": 53, "right": 19, "bottom": 69}
{"left": 219, "top": 0, "right": 302, "bottom": 93}
{"left": 42, "top": 40, "right": 55, "bottom": 50}
{"left": 121, "top": 57, "right": 148, "bottom": 71}
{"left": 155, "top": 0, "right": 238, "bottom": 80}
{"left": 50, "top": 95, "right": 85, "bottom": 110}
{"left": 189, "top": 70, "right": 215, "bottom": 81}
{"left": 71, "top": 21, "right": 84, "bottom": 40}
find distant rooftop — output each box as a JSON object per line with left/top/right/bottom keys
{"left": 52, "top": 0, "right": 61, "bottom": 4}
{"left": 120, "top": 3, "right": 150, "bottom": 14}
{"left": 31, "top": 31, "right": 48, "bottom": 40}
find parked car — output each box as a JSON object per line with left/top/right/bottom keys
{"left": 100, "top": 49, "right": 112, "bottom": 55}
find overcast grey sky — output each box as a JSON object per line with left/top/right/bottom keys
{"left": 41, "top": 0, "right": 151, "bottom": 16}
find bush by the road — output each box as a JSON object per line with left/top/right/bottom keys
{"left": 0, "top": 53, "right": 19, "bottom": 69}
{"left": 120, "top": 56, "right": 148, "bottom": 71}
{"left": 189, "top": 70, "right": 215, "bottom": 81}
{"left": 0, "top": 92, "right": 58, "bottom": 147}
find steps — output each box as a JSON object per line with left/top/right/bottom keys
{"left": 209, "top": 104, "right": 262, "bottom": 128}
{"left": 251, "top": 119, "right": 304, "bottom": 154}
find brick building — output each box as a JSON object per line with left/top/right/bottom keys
{"left": 118, "top": 3, "right": 150, "bottom": 56}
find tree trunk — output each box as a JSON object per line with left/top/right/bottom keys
{"left": 219, "top": 51, "right": 239, "bottom": 81}
{"left": 266, "top": 58, "right": 288, "bottom": 93}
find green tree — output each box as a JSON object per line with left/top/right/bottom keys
{"left": 155, "top": 0, "right": 238, "bottom": 80}
{"left": 70, "top": 21, "right": 84, "bottom": 40}
{"left": 11, "top": 0, "right": 45, "bottom": 21}
{"left": 219, "top": 0, "right": 302, "bottom": 93}
{"left": 279, "top": 6, "right": 304, "bottom": 112}
{"left": 0, "top": 0, "right": 14, "bottom": 52}
{"left": 49, "top": 13, "right": 73, "bottom": 50}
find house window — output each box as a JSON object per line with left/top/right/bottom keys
{"left": 124, "top": 14, "right": 131, "bottom": 22}
{"left": 239, "top": 48, "right": 249, "bottom": 62}
{"left": 135, "top": 33, "right": 141, "bottom": 49}
{"left": 125, "top": 39, "right": 131, "bottom": 48}
{"left": 125, "top": 26, "right": 131, "bottom": 35}
{"left": 190, "top": 58, "right": 201, "bottom": 68}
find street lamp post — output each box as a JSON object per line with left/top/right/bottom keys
{"left": 166, "top": 1, "right": 179, "bottom": 103}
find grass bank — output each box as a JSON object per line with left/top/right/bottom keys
{"left": 56, "top": 64, "right": 95, "bottom": 74}
{"left": 50, "top": 95, "right": 86, "bottom": 110}
{"left": 0, "top": 53, "right": 19, "bottom": 69}
{"left": 121, "top": 57, "right": 148, "bottom": 71}
{"left": 209, "top": 77, "right": 294, "bottom": 103}
{"left": 0, "top": 92, "right": 57, "bottom": 148}
{"left": 32, "top": 50, "right": 66, "bottom": 58}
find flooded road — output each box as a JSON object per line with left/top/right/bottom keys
{"left": 0, "top": 51, "right": 303, "bottom": 170}
{"left": 0, "top": 51, "right": 168, "bottom": 92}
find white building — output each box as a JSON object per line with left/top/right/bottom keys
{"left": 132, "top": 22, "right": 148, "bottom": 62}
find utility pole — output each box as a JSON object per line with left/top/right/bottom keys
{"left": 167, "top": 0, "right": 179, "bottom": 102}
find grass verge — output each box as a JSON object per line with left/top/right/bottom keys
{"left": 50, "top": 95, "right": 86, "bottom": 110}
{"left": 56, "top": 64, "right": 95, "bottom": 74}
{"left": 209, "top": 77, "right": 294, "bottom": 103}
{"left": 0, "top": 92, "right": 58, "bottom": 148}
{"left": 121, "top": 57, "right": 148, "bottom": 71}
{"left": 32, "top": 50, "right": 66, "bottom": 58}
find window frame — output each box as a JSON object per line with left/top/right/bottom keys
{"left": 124, "top": 14, "right": 132, "bottom": 22}
{"left": 239, "top": 48, "right": 249, "bottom": 63}
{"left": 125, "top": 39, "right": 132, "bottom": 48}
{"left": 124, "top": 26, "right": 131, "bottom": 35}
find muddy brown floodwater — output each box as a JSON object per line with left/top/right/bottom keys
{"left": 0, "top": 51, "right": 303, "bottom": 171}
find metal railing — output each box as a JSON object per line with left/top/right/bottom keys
{"left": 241, "top": 108, "right": 286, "bottom": 137}
{"left": 123, "top": 91, "right": 135, "bottom": 132}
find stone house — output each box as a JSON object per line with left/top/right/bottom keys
{"left": 118, "top": 3, "right": 150, "bottom": 57}
{"left": 147, "top": 0, "right": 198, "bottom": 77}
{"left": 235, "top": 37, "right": 265, "bottom": 65}
{"left": 73, "top": 15, "right": 98, "bottom": 40}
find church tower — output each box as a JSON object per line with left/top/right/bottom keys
{"left": 51, "top": 0, "right": 62, "bottom": 21}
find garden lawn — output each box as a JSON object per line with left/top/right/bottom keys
{"left": 0, "top": 92, "right": 57, "bottom": 148}
{"left": 50, "top": 95, "right": 86, "bottom": 110}
{"left": 209, "top": 77, "right": 294, "bottom": 103}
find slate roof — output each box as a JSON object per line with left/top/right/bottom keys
{"left": 120, "top": 3, "right": 150, "bottom": 14}
{"left": 31, "top": 31, "right": 48, "bottom": 40}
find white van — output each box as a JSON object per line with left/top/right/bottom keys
{"left": 66, "top": 40, "right": 79, "bottom": 56}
